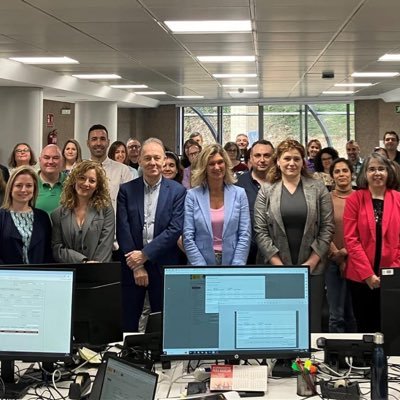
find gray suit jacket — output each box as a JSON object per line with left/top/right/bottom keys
{"left": 51, "top": 205, "right": 115, "bottom": 263}
{"left": 254, "top": 176, "right": 334, "bottom": 275}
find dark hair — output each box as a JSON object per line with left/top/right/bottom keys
{"left": 223, "top": 142, "right": 240, "bottom": 160}
{"left": 373, "top": 147, "right": 389, "bottom": 158}
{"left": 329, "top": 157, "right": 353, "bottom": 178}
{"left": 314, "top": 147, "right": 339, "bottom": 172}
{"left": 383, "top": 130, "right": 399, "bottom": 142}
{"left": 8, "top": 143, "right": 37, "bottom": 168}
{"left": 250, "top": 139, "right": 274, "bottom": 153}
{"left": 164, "top": 151, "right": 183, "bottom": 183}
{"left": 181, "top": 138, "right": 202, "bottom": 167}
{"left": 88, "top": 124, "right": 108, "bottom": 139}
{"left": 356, "top": 153, "right": 398, "bottom": 189}
{"left": 108, "top": 141, "right": 128, "bottom": 164}
{"left": 267, "top": 139, "right": 310, "bottom": 183}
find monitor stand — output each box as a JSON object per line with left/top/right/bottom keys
{"left": 272, "top": 359, "right": 293, "bottom": 377}
{"left": 0, "top": 360, "right": 32, "bottom": 399}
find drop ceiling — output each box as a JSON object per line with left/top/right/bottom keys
{"left": 1, "top": 0, "right": 400, "bottom": 106}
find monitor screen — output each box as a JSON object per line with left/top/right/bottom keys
{"left": 162, "top": 266, "right": 310, "bottom": 360}
{"left": 381, "top": 268, "right": 400, "bottom": 356}
{"left": 0, "top": 266, "right": 74, "bottom": 360}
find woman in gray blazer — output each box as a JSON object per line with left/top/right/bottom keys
{"left": 51, "top": 160, "right": 115, "bottom": 263}
{"left": 254, "top": 139, "right": 334, "bottom": 332}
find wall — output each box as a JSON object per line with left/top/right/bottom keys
{"left": 42, "top": 100, "right": 75, "bottom": 150}
{"left": 355, "top": 99, "right": 400, "bottom": 156}
{"left": 117, "top": 105, "right": 177, "bottom": 151}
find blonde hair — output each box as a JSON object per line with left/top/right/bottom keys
{"left": 267, "top": 139, "right": 310, "bottom": 183}
{"left": 2, "top": 166, "right": 39, "bottom": 210}
{"left": 60, "top": 160, "right": 111, "bottom": 211}
{"left": 191, "top": 144, "right": 236, "bottom": 187}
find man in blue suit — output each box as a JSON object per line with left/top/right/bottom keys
{"left": 116, "top": 138, "right": 186, "bottom": 331}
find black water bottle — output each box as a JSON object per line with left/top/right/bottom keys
{"left": 371, "top": 332, "right": 388, "bottom": 400}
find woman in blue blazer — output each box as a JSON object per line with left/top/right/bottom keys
{"left": 183, "top": 144, "right": 251, "bottom": 266}
{"left": 0, "top": 166, "right": 52, "bottom": 264}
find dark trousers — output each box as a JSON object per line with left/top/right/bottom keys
{"left": 310, "top": 274, "right": 325, "bottom": 333}
{"left": 348, "top": 280, "right": 380, "bottom": 333}
{"left": 121, "top": 262, "right": 163, "bottom": 332}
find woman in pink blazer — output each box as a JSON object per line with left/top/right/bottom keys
{"left": 343, "top": 152, "right": 400, "bottom": 332}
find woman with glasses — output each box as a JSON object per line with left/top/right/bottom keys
{"left": 183, "top": 144, "right": 251, "bottom": 266}
{"left": 223, "top": 142, "right": 248, "bottom": 176}
{"left": 0, "top": 166, "right": 52, "bottom": 264}
{"left": 51, "top": 160, "right": 115, "bottom": 263}
{"left": 8, "top": 143, "right": 37, "bottom": 174}
{"left": 344, "top": 153, "right": 400, "bottom": 332}
{"left": 313, "top": 147, "right": 339, "bottom": 191}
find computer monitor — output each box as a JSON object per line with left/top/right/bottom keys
{"left": 0, "top": 266, "right": 75, "bottom": 398}
{"left": 73, "top": 262, "right": 123, "bottom": 347}
{"left": 162, "top": 266, "right": 310, "bottom": 361}
{"left": 381, "top": 268, "right": 400, "bottom": 356}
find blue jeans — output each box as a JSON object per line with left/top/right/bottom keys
{"left": 325, "top": 261, "right": 357, "bottom": 333}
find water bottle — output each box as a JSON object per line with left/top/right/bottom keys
{"left": 371, "top": 332, "right": 388, "bottom": 400}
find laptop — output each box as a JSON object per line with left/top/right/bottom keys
{"left": 90, "top": 355, "right": 158, "bottom": 400}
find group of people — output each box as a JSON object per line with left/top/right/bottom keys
{"left": 0, "top": 127, "right": 399, "bottom": 335}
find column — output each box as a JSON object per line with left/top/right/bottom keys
{"left": 0, "top": 87, "right": 43, "bottom": 165}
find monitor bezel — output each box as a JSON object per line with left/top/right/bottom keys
{"left": 0, "top": 264, "right": 75, "bottom": 362}
{"left": 161, "top": 265, "right": 311, "bottom": 361}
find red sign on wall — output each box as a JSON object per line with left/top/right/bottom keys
{"left": 46, "top": 113, "right": 54, "bottom": 127}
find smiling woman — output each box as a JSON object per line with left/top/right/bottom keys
{"left": 0, "top": 166, "right": 53, "bottom": 264}
{"left": 50, "top": 160, "right": 115, "bottom": 264}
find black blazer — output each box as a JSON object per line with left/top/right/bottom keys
{"left": 0, "top": 208, "right": 53, "bottom": 264}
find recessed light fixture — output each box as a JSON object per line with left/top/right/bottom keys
{"left": 213, "top": 73, "right": 257, "bottom": 78}
{"left": 134, "top": 91, "right": 166, "bottom": 95}
{"left": 379, "top": 54, "right": 400, "bottom": 61}
{"left": 222, "top": 84, "right": 258, "bottom": 88}
{"left": 351, "top": 72, "right": 399, "bottom": 78}
{"left": 322, "top": 91, "right": 355, "bottom": 95}
{"left": 164, "top": 20, "right": 251, "bottom": 33}
{"left": 334, "top": 83, "right": 374, "bottom": 87}
{"left": 10, "top": 56, "right": 79, "bottom": 64}
{"left": 197, "top": 56, "right": 255, "bottom": 62}
{"left": 110, "top": 84, "right": 148, "bottom": 89}
{"left": 176, "top": 95, "right": 204, "bottom": 99}
{"left": 72, "top": 74, "right": 121, "bottom": 79}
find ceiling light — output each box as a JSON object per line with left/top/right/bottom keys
{"left": 72, "top": 74, "right": 121, "bottom": 79}
{"left": 134, "top": 91, "right": 166, "bottom": 95}
{"left": 228, "top": 91, "right": 259, "bottom": 95}
{"left": 322, "top": 91, "right": 355, "bottom": 95}
{"left": 222, "top": 84, "right": 258, "bottom": 88}
{"left": 213, "top": 73, "right": 257, "bottom": 78}
{"left": 351, "top": 72, "right": 399, "bottom": 78}
{"left": 334, "top": 83, "right": 374, "bottom": 87}
{"left": 110, "top": 84, "right": 148, "bottom": 89}
{"left": 10, "top": 56, "right": 79, "bottom": 64}
{"left": 176, "top": 95, "right": 204, "bottom": 99}
{"left": 197, "top": 56, "right": 255, "bottom": 62}
{"left": 164, "top": 20, "right": 251, "bottom": 33}
{"left": 379, "top": 54, "right": 400, "bottom": 61}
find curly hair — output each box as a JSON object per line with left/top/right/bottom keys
{"left": 191, "top": 144, "right": 236, "bottom": 187}
{"left": 2, "top": 166, "right": 39, "bottom": 210}
{"left": 60, "top": 160, "right": 111, "bottom": 211}
{"left": 314, "top": 147, "right": 339, "bottom": 173}
{"left": 267, "top": 139, "right": 310, "bottom": 183}
{"left": 8, "top": 143, "right": 37, "bottom": 168}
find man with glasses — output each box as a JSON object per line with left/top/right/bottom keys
{"left": 116, "top": 138, "right": 186, "bottom": 331}
{"left": 126, "top": 138, "right": 141, "bottom": 170}
{"left": 383, "top": 131, "right": 400, "bottom": 164}
{"left": 346, "top": 140, "right": 363, "bottom": 187}
{"left": 36, "top": 144, "right": 66, "bottom": 214}
{"left": 182, "top": 141, "right": 202, "bottom": 189}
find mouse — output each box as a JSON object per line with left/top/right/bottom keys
{"left": 69, "top": 372, "right": 92, "bottom": 399}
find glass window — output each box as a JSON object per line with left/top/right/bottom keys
{"left": 183, "top": 106, "right": 218, "bottom": 146}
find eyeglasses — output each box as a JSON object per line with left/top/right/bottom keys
{"left": 15, "top": 149, "right": 30, "bottom": 153}
{"left": 128, "top": 145, "right": 141, "bottom": 149}
{"left": 367, "top": 166, "right": 386, "bottom": 173}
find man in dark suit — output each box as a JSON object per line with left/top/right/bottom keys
{"left": 116, "top": 138, "right": 186, "bottom": 331}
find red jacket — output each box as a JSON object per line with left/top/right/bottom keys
{"left": 343, "top": 189, "right": 400, "bottom": 282}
